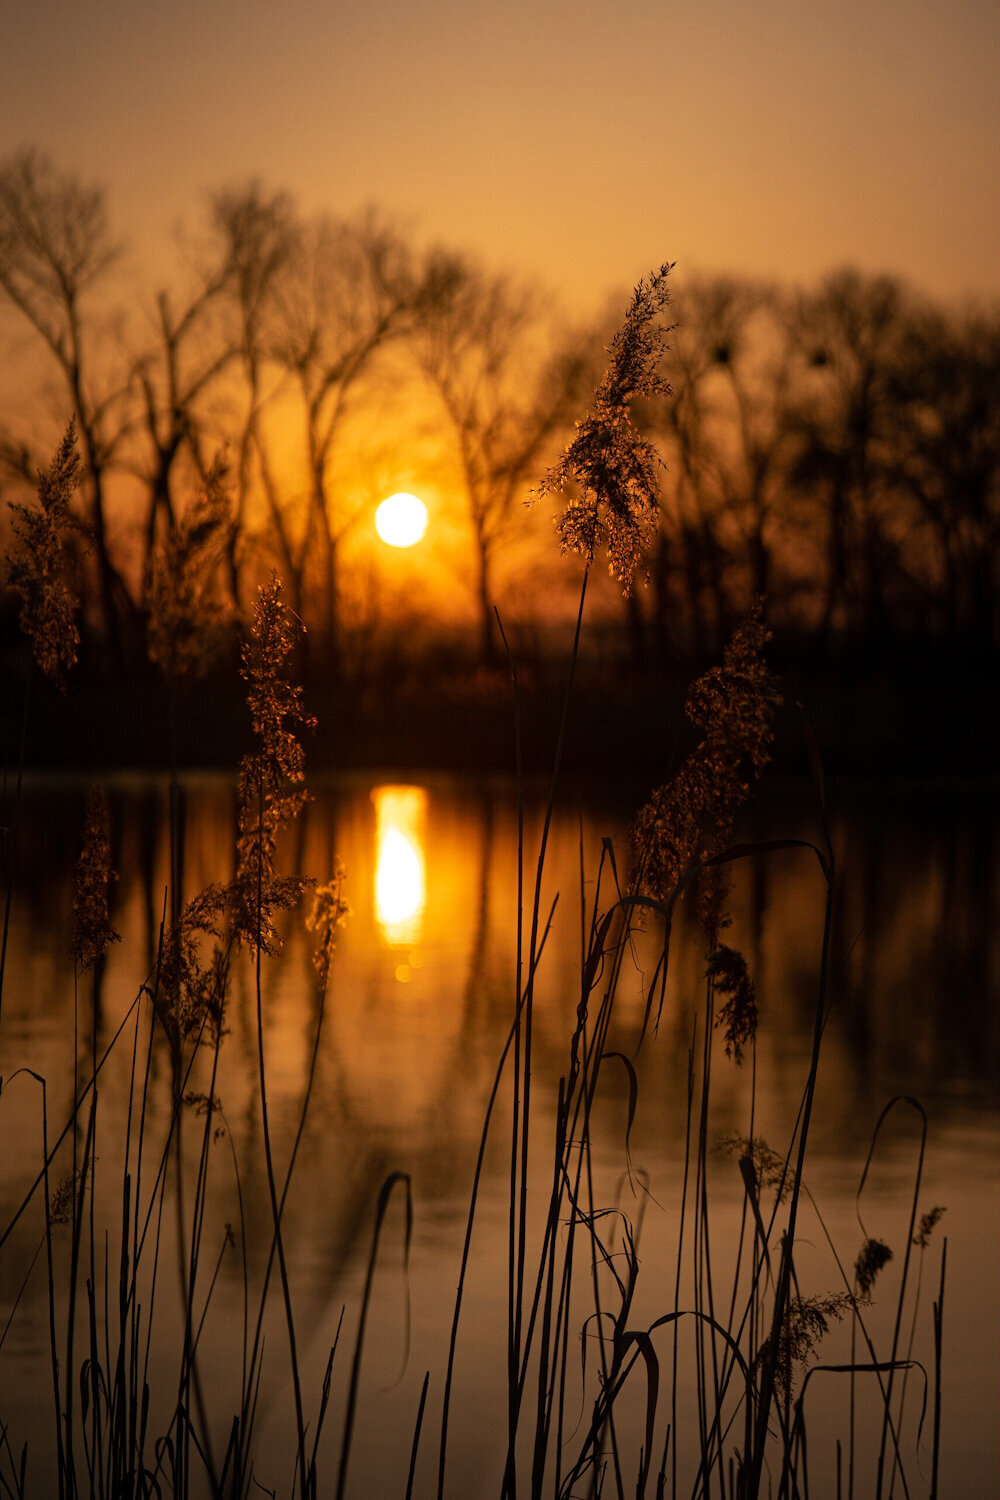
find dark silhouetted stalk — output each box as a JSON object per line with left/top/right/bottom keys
{"left": 864, "top": 1096, "right": 926, "bottom": 1500}
{"left": 0, "top": 664, "right": 30, "bottom": 1033}
{"left": 0, "top": 985, "right": 145, "bottom": 1256}
{"left": 253, "top": 791, "right": 308, "bottom": 1499}
{"left": 404, "top": 1371, "right": 430, "bottom": 1500}
{"left": 930, "top": 1239, "right": 945, "bottom": 1500}
{"left": 745, "top": 835, "right": 834, "bottom": 1499}
{"left": 16, "top": 1071, "right": 68, "bottom": 1500}
{"left": 336, "top": 1172, "right": 412, "bottom": 1500}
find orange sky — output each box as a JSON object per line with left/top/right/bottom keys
{"left": 3, "top": 0, "right": 998, "bottom": 311}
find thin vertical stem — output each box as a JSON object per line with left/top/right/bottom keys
{"left": 930, "top": 1240, "right": 945, "bottom": 1500}
{"left": 253, "top": 782, "right": 308, "bottom": 1497}
{"left": 747, "top": 853, "right": 834, "bottom": 1497}
{"left": 0, "top": 662, "right": 31, "bottom": 1029}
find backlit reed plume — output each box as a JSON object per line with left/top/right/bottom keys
{"left": 233, "top": 575, "right": 316, "bottom": 953}
{"left": 155, "top": 883, "right": 231, "bottom": 1047}
{"left": 153, "top": 576, "right": 316, "bottom": 1048}
{"left": 307, "top": 862, "right": 350, "bottom": 992}
{"left": 48, "top": 1165, "right": 89, "bottom": 1226}
{"left": 765, "top": 1291, "right": 853, "bottom": 1400}
{"left": 6, "top": 421, "right": 86, "bottom": 689}
{"left": 145, "top": 454, "right": 234, "bottom": 683}
{"left": 70, "top": 785, "right": 120, "bottom": 969}
{"left": 707, "top": 944, "right": 759, "bottom": 1062}
{"left": 539, "top": 263, "right": 674, "bottom": 590}
{"left": 914, "top": 1204, "right": 945, "bottom": 1248}
{"left": 719, "top": 1132, "right": 796, "bottom": 1202}
{"left": 854, "top": 1237, "right": 893, "bottom": 1301}
{"left": 632, "top": 603, "right": 781, "bottom": 938}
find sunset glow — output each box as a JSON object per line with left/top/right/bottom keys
{"left": 0, "top": 0, "right": 997, "bottom": 1476}
{"left": 375, "top": 493, "right": 428, "bottom": 548}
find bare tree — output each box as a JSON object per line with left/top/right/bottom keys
{"left": 888, "top": 302, "right": 1000, "bottom": 646}
{"left": 262, "top": 209, "right": 419, "bottom": 658}
{"left": 788, "top": 270, "right": 913, "bottom": 643}
{"left": 127, "top": 251, "right": 239, "bottom": 588}
{"left": 0, "top": 150, "right": 132, "bottom": 650}
{"left": 208, "top": 183, "right": 296, "bottom": 611}
{"left": 647, "top": 275, "right": 796, "bottom": 654}
{"left": 415, "top": 253, "right": 587, "bottom": 663}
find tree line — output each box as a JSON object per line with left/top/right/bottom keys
{"left": 1, "top": 149, "right": 997, "bottom": 681}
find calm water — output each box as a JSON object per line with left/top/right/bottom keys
{"left": 0, "top": 771, "right": 997, "bottom": 1497}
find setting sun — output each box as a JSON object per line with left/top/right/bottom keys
{"left": 375, "top": 492, "right": 428, "bottom": 548}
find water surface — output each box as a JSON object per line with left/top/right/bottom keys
{"left": 0, "top": 772, "right": 996, "bottom": 1496}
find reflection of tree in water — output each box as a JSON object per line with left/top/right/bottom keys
{"left": 828, "top": 790, "right": 1000, "bottom": 1105}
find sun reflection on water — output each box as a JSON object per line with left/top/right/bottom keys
{"left": 372, "top": 784, "right": 427, "bottom": 950}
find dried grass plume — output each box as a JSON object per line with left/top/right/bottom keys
{"left": 6, "top": 421, "right": 87, "bottom": 689}
{"left": 632, "top": 603, "right": 781, "bottom": 937}
{"left": 233, "top": 575, "right": 316, "bottom": 953}
{"left": 71, "top": 785, "right": 120, "bottom": 969}
{"left": 145, "top": 455, "right": 234, "bottom": 683}
{"left": 539, "top": 264, "right": 674, "bottom": 591}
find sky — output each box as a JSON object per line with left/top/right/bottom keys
{"left": 2, "top": 0, "right": 998, "bottom": 312}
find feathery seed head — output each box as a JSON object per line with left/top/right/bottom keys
{"left": 762, "top": 1292, "right": 853, "bottom": 1400}
{"left": 913, "top": 1205, "right": 946, "bottom": 1248}
{"left": 307, "top": 863, "right": 350, "bottom": 991}
{"left": 48, "top": 1165, "right": 89, "bottom": 1226}
{"left": 539, "top": 264, "right": 674, "bottom": 591}
{"left": 71, "top": 786, "right": 120, "bottom": 969}
{"left": 6, "top": 421, "right": 87, "bottom": 689}
{"left": 233, "top": 575, "right": 316, "bottom": 953}
{"left": 718, "top": 1133, "right": 796, "bottom": 1202}
{"left": 854, "top": 1237, "right": 893, "bottom": 1300}
{"left": 156, "top": 884, "right": 231, "bottom": 1047}
{"left": 632, "top": 602, "right": 781, "bottom": 935}
{"left": 146, "top": 456, "right": 234, "bottom": 683}
{"left": 707, "top": 945, "right": 759, "bottom": 1063}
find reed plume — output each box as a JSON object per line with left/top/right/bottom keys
{"left": 539, "top": 263, "right": 674, "bottom": 590}
{"left": 153, "top": 575, "right": 316, "bottom": 1046}
{"left": 145, "top": 454, "right": 234, "bottom": 684}
{"left": 707, "top": 944, "right": 759, "bottom": 1062}
{"left": 719, "top": 1132, "right": 797, "bottom": 1201}
{"left": 632, "top": 602, "right": 781, "bottom": 936}
{"left": 855, "top": 1237, "right": 894, "bottom": 1300}
{"left": 914, "top": 1205, "right": 945, "bottom": 1248}
{"left": 70, "top": 785, "right": 119, "bottom": 969}
{"left": 764, "top": 1291, "right": 853, "bottom": 1400}
{"left": 6, "top": 421, "right": 87, "bottom": 689}
{"left": 48, "top": 1165, "right": 89, "bottom": 1226}
{"left": 156, "top": 883, "right": 232, "bottom": 1046}
{"left": 233, "top": 575, "right": 316, "bottom": 953}
{"left": 307, "top": 862, "right": 350, "bottom": 992}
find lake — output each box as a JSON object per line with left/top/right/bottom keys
{"left": 0, "top": 770, "right": 997, "bottom": 1497}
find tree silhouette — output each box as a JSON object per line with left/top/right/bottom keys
{"left": 887, "top": 302, "right": 1000, "bottom": 647}
{"left": 788, "top": 270, "right": 914, "bottom": 644}
{"left": 415, "top": 253, "right": 588, "bottom": 663}
{"left": 263, "top": 209, "right": 420, "bottom": 657}
{"left": 209, "top": 183, "right": 296, "bottom": 612}
{"left": 649, "top": 276, "right": 800, "bottom": 656}
{"left": 0, "top": 150, "right": 132, "bottom": 653}
{"left": 2, "top": 150, "right": 998, "bottom": 676}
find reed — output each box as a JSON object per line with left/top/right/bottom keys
{"left": 0, "top": 275, "right": 949, "bottom": 1500}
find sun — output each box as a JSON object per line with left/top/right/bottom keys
{"left": 375, "top": 492, "right": 428, "bottom": 548}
